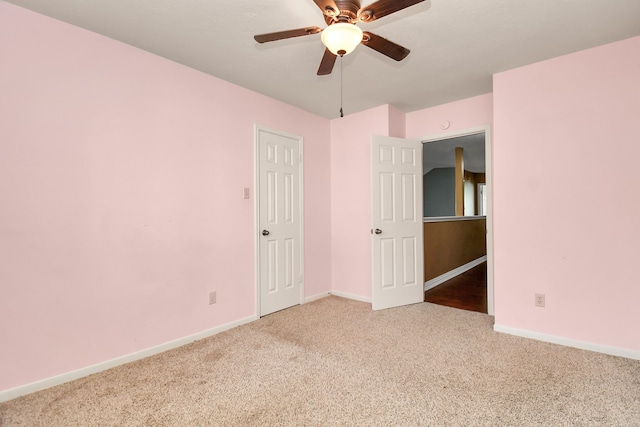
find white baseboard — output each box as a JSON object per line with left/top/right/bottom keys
{"left": 424, "top": 256, "right": 487, "bottom": 292}
{"left": 0, "top": 315, "right": 258, "bottom": 403}
{"left": 329, "top": 291, "right": 372, "bottom": 304}
{"left": 304, "top": 292, "right": 331, "bottom": 304}
{"left": 494, "top": 324, "right": 640, "bottom": 361}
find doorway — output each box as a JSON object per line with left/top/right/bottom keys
{"left": 424, "top": 262, "right": 487, "bottom": 313}
{"left": 421, "top": 126, "right": 494, "bottom": 315}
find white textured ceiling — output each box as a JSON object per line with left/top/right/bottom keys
{"left": 5, "top": 0, "right": 640, "bottom": 119}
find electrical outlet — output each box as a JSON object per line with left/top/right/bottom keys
{"left": 535, "top": 293, "right": 545, "bottom": 308}
{"left": 209, "top": 291, "right": 216, "bottom": 305}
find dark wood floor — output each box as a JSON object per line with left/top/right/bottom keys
{"left": 424, "top": 262, "right": 487, "bottom": 313}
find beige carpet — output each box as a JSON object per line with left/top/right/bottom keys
{"left": 1, "top": 296, "right": 639, "bottom": 426}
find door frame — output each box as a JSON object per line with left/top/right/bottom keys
{"left": 254, "top": 124, "right": 305, "bottom": 317}
{"left": 421, "top": 125, "right": 494, "bottom": 315}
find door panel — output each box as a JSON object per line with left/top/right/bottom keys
{"left": 371, "top": 135, "right": 423, "bottom": 310}
{"left": 381, "top": 237, "right": 395, "bottom": 289}
{"left": 257, "top": 127, "right": 303, "bottom": 316}
{"left": 402, "top": 237, "right": 417, "bottom": 285}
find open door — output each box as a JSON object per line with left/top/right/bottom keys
{"left": 371, "top": 135, "right": 424, "bottom": 310}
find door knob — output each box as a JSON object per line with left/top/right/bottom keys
{"left": 262, "top": 230, "right": 270, "bottom": 236}
{"left": 374, "top": 229, "right": 382, "bottom": 235}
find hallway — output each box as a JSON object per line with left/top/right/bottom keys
{"left": 424, "top": 262, "right": 487, "bottom": 313}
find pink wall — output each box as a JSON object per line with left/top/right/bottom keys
{"left": 493, "top": 36, "right": 640, "bottom": 351}
{"left": 405, "top": 94, "right": 493, "bottom": 139}
{"left": 0, "top": 2, "right": 331, "bottom": 392}
{"left": 388, "top": 105, "right": 407, "bottom": 138}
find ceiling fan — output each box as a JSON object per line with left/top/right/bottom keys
{"left": 254, "top": 0, "right": 425, "bottom": 75}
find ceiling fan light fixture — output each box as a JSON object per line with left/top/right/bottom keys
{"left": 321, "top": 23, "right": 363, "bottom": 56}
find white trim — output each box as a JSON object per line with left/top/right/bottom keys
{"left": 423, "top": 215, "right": 486, "bottom": 223}
{"left": 254, "top": 126, "right": 260, "bottom": 319}
{"left": 330, "top": 291, "right": 372, "bottom": 304}
{"left": 485, "top": 126, "right": 494, "bottom": 316}
{"left": 0, "top": 315, "right": 258, "bottom": 403}
{"left": 420, "top": 125, "right": 494, "bottom": 315}
{"left": 493, "top": 324, "right": 640, "bottom": 361}
{"left": 304, "top": 292, "right": 331, "bottom": 304}
{"left": 299, "top": 138, "right": 306, "bottom": 309}
{"left": 421, "top": 126, "right": 489, "bottom": 143}
{"left": 254, "top": 125, "right": 305, "bottom": 318}
{"left": 424, "top": 256, "right": 487, "bottom": 291}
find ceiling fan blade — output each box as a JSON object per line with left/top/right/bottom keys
{"left": 357, "top": 0, "right": 424, "bottom": 22}
{"left": 361, "top": 32, "right": 410, "bottom": 61}
{"left": 313, "top": 0, "right": 340, "bottom": 19}
{"left": 254, "top": 26, "right": 322, "bottom": 43}
{"left": 317, "top": 48, "right": 337, "bottom": 75}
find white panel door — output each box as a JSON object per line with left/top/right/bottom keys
{"left": 257, "top": 127, "right": 303, "bottom": 316}
{"left": 371, "top": 135, "right": 424, "bottom": 310}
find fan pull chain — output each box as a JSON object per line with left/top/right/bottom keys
{"left": 339, "top": 55, "right": 344, "bottom": 118}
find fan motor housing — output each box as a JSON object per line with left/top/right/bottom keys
{"left": 324, "top": 0, "right": 361, "bottom": 25}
